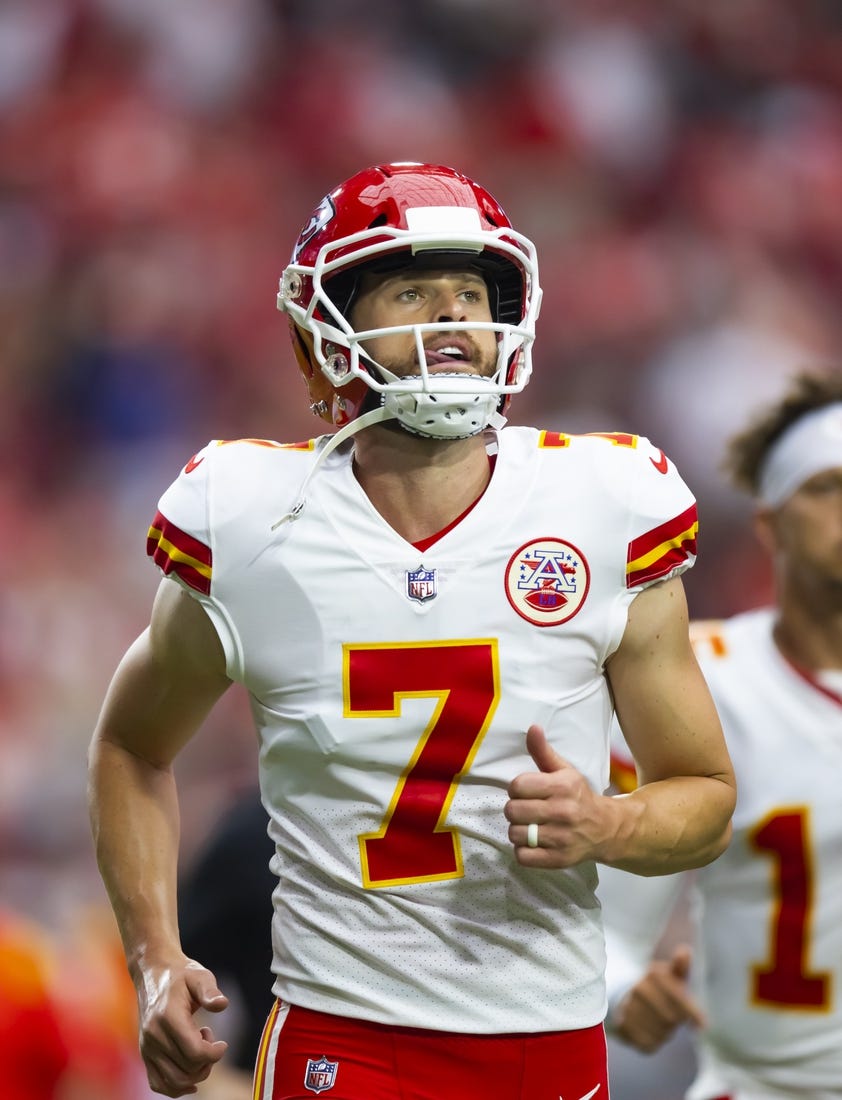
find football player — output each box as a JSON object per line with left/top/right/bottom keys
{"left": 88, "top": 162, "right": 735, "bottom": 1099}
{"left": 601, "top": 371, "right": 842, "bottom": 1100}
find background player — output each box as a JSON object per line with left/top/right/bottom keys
{"left": 87, "top": 162, "right": 735, "bottom": 1099}
{"left": 600, "top": 369, "right": 842, "bottom": 1099}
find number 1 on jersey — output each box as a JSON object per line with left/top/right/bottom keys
{"left": 344, "top": 640, "right": 499, "bottom": 888}
{"left": 750, "top": 806, "right": 830, "bottom": 1009}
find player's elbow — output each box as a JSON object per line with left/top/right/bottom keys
{"left": 679, "top": 781, "right": 736, "bottom": 871}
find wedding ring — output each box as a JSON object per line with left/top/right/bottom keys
{"left": 526, "top": 823, "right": 539, "bottom": 849}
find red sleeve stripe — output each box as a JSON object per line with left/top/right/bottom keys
{"left": 626, "top": 503, "right": 698, "bottom": 589}
{"left": 146, "top": 510, "right": 212, "bottom": 596}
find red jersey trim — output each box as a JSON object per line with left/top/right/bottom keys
{"left": 147, "top": 510, "right": 212, "bottom": 596}
{"left": 626, "top": 503, "right": 698, "bottom": 589}
{"left": 783, "top": 655, "right": 842, "bottom": 707}
{"left": 412, "top": 456, "right": 497, "bottom": 552}
{"left": 412, "top": 498, "right": 481, "bottom": 552}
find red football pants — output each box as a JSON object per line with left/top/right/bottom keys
{"left": 253, "top": 1000, "right": 609, "bottom": 1100}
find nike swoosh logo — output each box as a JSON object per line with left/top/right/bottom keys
{"left": 650, "top": 449, "right": 669, "bottom": 474}
{"left": 184, "top": 454, "right": 204, "bottom": 474}
{"left": 560, "top": 1087, "right": 601, "bottom": 1100}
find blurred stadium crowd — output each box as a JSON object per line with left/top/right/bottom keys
{"left": 2, "top": 1, "right": 842, "bottom": 1095}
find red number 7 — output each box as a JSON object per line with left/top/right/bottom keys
{"left": 343, "top": 640, "right": 500, "bottom": 889}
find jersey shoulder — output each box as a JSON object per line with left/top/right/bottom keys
{"left": 146, "top": 436, "right": 325, "bottom": 595}
{"left": 690, "top": 608, "right": 774, "bottom": 666}
{"left": 519, "top": 426, "right": 691, "bottom": 498}
{"left": 515, "top": 427, "right": 698, "bottom": 591}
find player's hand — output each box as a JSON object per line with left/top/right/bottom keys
{"left": 135, "top": 957, "right": 229, "bottom": 1097}
{"left": 506, "top": 724, "right": 616, "bottom": 867}
{"left": 611, "top": 944, "right": 706, "bottom": 1052}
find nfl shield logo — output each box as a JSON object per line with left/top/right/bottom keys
{"left": 304, "top": 1054, "right": 338, "bottom": 1093}
{"left": 406, "top": 565, "right": 437, "bottom": 604}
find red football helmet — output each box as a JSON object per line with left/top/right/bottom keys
{"left": 277, "top": 162, "right": 541, "bottom": 438}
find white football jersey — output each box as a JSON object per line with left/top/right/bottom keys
{"left": 603, "top": 609, "right": 842, "bottom": 1098}
{"left": 148, "top": 425, "right": 697, "bottom": 1033}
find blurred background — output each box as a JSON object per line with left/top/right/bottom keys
{"left": 2, "top": 1, "right": 841, "bottom": 1096}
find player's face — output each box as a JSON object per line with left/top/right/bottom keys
{"left": 773, "top": 467, "right": 842, "bottom": 588}
{"left": 348, "top": 268, "right": 499, "bottom": 378}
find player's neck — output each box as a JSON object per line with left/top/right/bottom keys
{"left": 773, "top": 587, "right": 842, "bottom": 671}
{"left": 351, "top": 427, "right": 493, "bottom": 545}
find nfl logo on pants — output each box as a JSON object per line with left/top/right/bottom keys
{"left": 304, "top": 1055, "right": 338, "bottom": 1094}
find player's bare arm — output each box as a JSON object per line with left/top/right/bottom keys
{"left": 507, "top": 577, "right": 735, "bottom": 874}
{"left": 602, "top": 576, "right": 735, "bottom": 871}
{"left": 88, "top": 578, "right": 232, "bottom": 1097}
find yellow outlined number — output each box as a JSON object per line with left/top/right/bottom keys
{"left": 344, "top": 640, "right": 499, "bottom": 888}
{"left": 538, "top": 430, "right": 638, "bottom": 449}
{"left": 750, "top": 806, "right": 830, "bottom": 1010}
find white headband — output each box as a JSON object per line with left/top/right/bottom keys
{"left": 758, "top": 402, "right": 842, "bottom": 507}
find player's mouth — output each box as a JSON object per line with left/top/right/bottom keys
{"left": 424, "top": 340, "right": 474, "bottom": 369}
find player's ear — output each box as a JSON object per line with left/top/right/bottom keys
{"left": 752, "top": 507, "right": 776, "bottom": 555}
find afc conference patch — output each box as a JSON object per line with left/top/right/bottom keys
{"left": 304, "top": 1054, "right": 339, "bottom": 1094}
{"left": 504, "top": 537, "right": 590, "bottom": 626}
